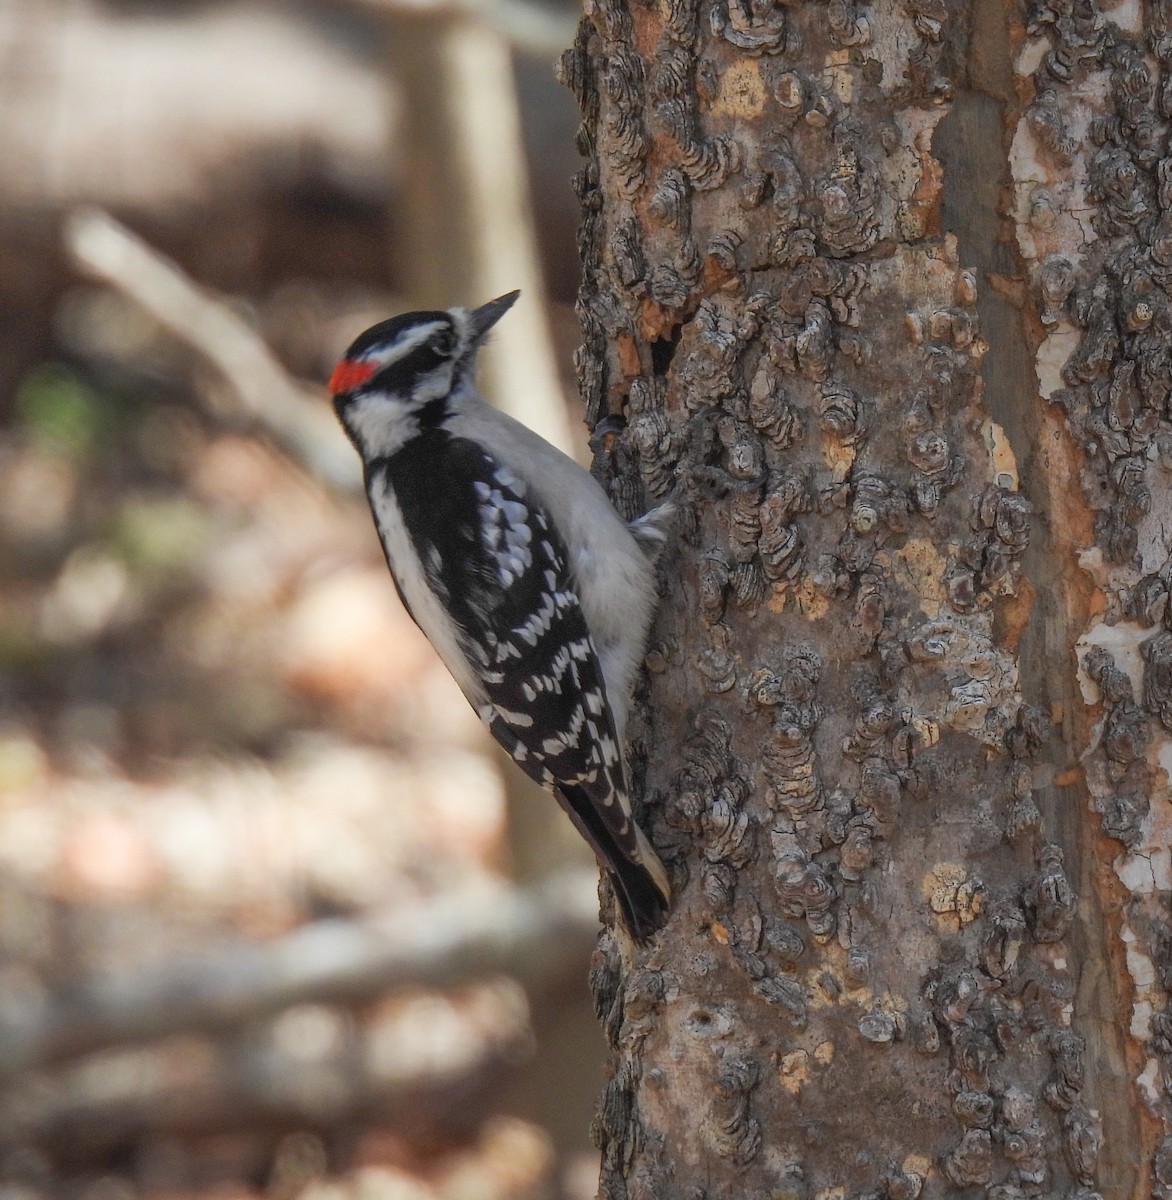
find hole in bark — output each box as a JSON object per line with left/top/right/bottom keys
{"left": 650, "top": 325, "right": 681, "bottom": 376}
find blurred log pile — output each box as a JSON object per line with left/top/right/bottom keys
{"left": 0, "top": 0, "right": 603, "bottom": 1196}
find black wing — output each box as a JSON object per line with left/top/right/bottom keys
{"left": 380, "top": 433, "right": 657, "bottom": 914}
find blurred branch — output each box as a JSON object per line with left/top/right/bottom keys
{"left": 387, "top": 17, "right": 574, "bottom": 453}
{"left": 3, "top": 1016, "right": 528, "bottom": 1153}
{"left": 0, "top": 872, "right": 600, "bottom": 1079}
{"left": 384, "top": 6, "right": 580, "bottom": 882}
{"left": 63, "top": 207, "right": 361, "bottom": 493}
{"left": 342, "top": 0, "right": 577, "bottom": 58}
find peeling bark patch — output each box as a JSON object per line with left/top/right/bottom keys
{"left": 1076, "top": 620, "right": 1146, "bottom": 703}
{"left": 922, "top": 861, "right": 984, "bottom": 930}
{"left": 710, "top": 60, "right": 767, "bottom": 118}
{"left": 1034, "top": 326, "right": 1079, "bottom": 398}
{"left": 778, "top": 1047, "right": 813, "bottom": 1093}
{"left": 879, "top": 539, "right": 949, "bottom": 616}
{"left": 980, "top": 418, "right": 1020, "bottom": 491}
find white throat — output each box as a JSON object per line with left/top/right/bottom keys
{"left": 343, "top": 391, "right": 420, "bottom": 461}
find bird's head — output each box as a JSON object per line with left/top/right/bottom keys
{"left": 330, "top": 290, "right": 519, "bottom": 456}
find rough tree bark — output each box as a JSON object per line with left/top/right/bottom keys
{"left": 560, "top": 0, "right": 1172, "bottom": 1195}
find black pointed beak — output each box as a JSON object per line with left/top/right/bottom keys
{"left": 468, "top": 290, "right": 520, "bottom": 341}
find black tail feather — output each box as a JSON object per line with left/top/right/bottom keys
{"left": 554, "top": 784, "right": 669, "bottom": 941}
{"left": 606, "top": 858, "right": 670, "bottom": 941}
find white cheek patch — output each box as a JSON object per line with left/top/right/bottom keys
{"left": 346, "top": 393, "right": 417, "bottom": 458}
{"left": 413, "top": 362, "right": 455, "bottom": 404}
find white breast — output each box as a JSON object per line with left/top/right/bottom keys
{"left": 366, "top": 466, "right": 487, "bottom": 706}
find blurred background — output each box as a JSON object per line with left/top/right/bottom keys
{"left": 0, "top": 1, "right": 610, "bottom": 1196}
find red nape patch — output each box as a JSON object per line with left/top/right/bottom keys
{"left": 329, "top": 359, "right": 377, "bottom": 395}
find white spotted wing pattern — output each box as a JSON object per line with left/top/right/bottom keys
{"left": 464, "top": 464, "right": 628, "bottom": 826}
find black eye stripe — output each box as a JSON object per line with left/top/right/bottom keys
{"left": 374, "top": 341, "right": 448, "bottom": 392}
{"left": 406, "top": 341, "right": 447, "bottom": 370}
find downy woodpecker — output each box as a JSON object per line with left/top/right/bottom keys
{"left": 329, "top": 291, "right": 671, "bottom": 938}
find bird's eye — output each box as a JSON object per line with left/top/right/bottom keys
{"left": 433, "top": 329, "right": 457, "bottom": 356}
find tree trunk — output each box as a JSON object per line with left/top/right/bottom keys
{"left": 562, "top": 0, "right": 1171, "bottom": 1194}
